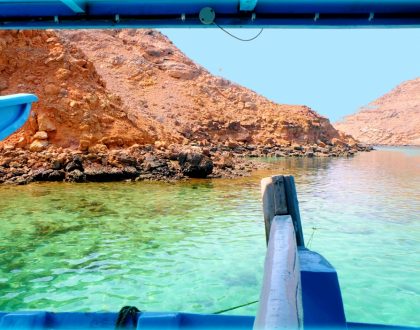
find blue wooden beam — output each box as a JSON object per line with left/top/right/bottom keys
{"left": 0, "top": 0, "right": 419, "bottom": 28}
{"left": 59, "top": 0, "right": 85, "bottom": 13}
{"left": 239, "top": 0, "right": 258, "bottom": 11}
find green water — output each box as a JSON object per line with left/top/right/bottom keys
{"left": 0, "top": 147, "right": 419, "bottom": 326}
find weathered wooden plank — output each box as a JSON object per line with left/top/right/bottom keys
{"left": 283, "top": 176, "right": 305, "bottom": 247}
{"left": 261, "top": 175, "right": 305, "bottom": 247}
{"left": 261, "top": 176, "right": 275, "bottom": 243}
{"left": 273, "top": 176, "right": 288, "bottom": 216}
{"left": 261, "top": 176, "right": 288, "bottom": 243}
{"left": 254, "top": 215, "right": 303, "bottom": 330}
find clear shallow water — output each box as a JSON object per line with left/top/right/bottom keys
{"left": 0, "top": 147, "right": 419, "bottom": 326}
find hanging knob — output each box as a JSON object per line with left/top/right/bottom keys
{"left": 199, "top": 7, "right": 215, "bottom": 25}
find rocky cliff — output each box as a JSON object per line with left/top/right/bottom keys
{"left": 57, "top": 29, "right": 353, "bottom": 150}
{"left": 335, "top": 78, "right": 420, "bottom": 146}
{"left": 0, "top": 29, "right": 365, "bottom": 184}
{"left": 0, "top": 30, "right": 173, "bottom": 151}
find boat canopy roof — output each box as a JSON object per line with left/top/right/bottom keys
{"left": 0, "top": 0, "right": 419, "bottom": 29}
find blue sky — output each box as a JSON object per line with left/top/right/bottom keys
{"left": 161, "top": 28, "right": 420, "bottom": 122}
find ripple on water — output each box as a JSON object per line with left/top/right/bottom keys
{"left": 0, "top": 147, "right": 419, "bottom": 326}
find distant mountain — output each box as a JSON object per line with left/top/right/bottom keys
{"left": 335, "top": 78, "right": 420, "bottom": 146}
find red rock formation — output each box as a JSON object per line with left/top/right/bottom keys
{"left": 1, "top": 29, "right": 355, "bottom": 152}
{"left": 335, "top": 78, "right": 420, "bottom": 146}
{"left": 0, "top": 30, "right": 174, "bottom": 153}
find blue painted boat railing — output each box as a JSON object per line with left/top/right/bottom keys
{"left": 0, "top": 312, "right": 255, "bottom": 329}
{"left": 257, "top": 175, "right": 347, "bottom": 329}
{"left": 0, "top": 0, "right": 419, "bottom": 29}
{"left": 0, "top": 94, "right": 38, "bottom": 141}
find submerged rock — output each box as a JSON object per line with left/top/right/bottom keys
{"left": 65, "top": 169, "right": 86, "bottom": 183}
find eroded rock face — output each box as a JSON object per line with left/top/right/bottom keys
{"left": 335, "top": 78, "right": 420, "bottom": 146}
{"left": 1, "top": 29, "right": 358, "bottom": 153}
{"left": 0, "top": 30, "right": 166, "bottom": 151}
{"left": 55, "top": 29, "right": 356, "bottom": 149}
{"left": 178, "top": 151, "right": 213, "bottom": 178}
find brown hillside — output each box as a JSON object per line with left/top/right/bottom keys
{"left": 57, "top": 29, "right": 353, "bottom": 149}
{"left": 0, "top": 30, "right": 174, "bottom": 151}
{"left": 335, "top": 78, "right": 420, "bottom": 146}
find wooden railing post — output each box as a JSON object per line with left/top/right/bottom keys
{"left": 255, "top": 175, "right": 305, "bottom": 330}
{"left": 261, "top": 175, "right": 304, "bottom": 247}
{"left": 254, "top": 216, "right": 303, "bottom": 330}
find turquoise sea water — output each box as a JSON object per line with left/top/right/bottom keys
{"left": 0, "top": 147, "right": 419, "bottom": 326}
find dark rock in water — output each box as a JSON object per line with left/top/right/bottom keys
{"left": 274, "top": 151, "right": 285, "bottom": 157}
{"left": 117, "top": 153, "right": 137, "bottom": 167}
{"left": 32, "top": 169, "right": 48, "bottom": 181}
{"left": 48, "top": 170, "right": 65, "bottom": 181}
{"left": 14, "top": 176, "right": 31, "bottom": 185}
{"left": 167, "top": 151, "right": 179, "bottom": 161}
{"left": 136, "top": 173, "right": 154, "bottom": 181}
{"left": 65, "top": 169, "right": 86, "bottom": 183}
{"left": 178, "top": 151, "right": 213, "bottom": 178}
{"left": 33, "top": 169, "right": 63, "bottom": 182}
{"left": 306, "top": 152, "right": 315, "bottom": 158}
{"left": 143, "top": 154, "right": 166, "bottom": 171}
{"left": 122, "top": 166, "right": 140, "bottom": 178}
{"left": 32, "top": 169, "right": 58, "bottom": 181}
{"left": 65, "top": 155, "right": 83, "bottom": 172}
{"left": 51, "top": 159, "right": 63, "bottom": 170}
{"left": 84, "top": 166, "right": 139, "bottom": 182}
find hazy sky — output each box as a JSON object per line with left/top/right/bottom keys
{"left": 161, "top": 28, "right": 420, "bottom": 122}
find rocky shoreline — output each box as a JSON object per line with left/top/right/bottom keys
{"left": 0, "top": 143, "right": 372, "bottom": 185}
{"left": 1, "top": 29, "right": 372, "bottom": 184}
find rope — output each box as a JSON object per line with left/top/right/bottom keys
{"left": 213, "top": 300, "right": 259, "bottom": 314}
{"left": 306, "top": 227, "right": 318, "bottom": 248}
{"left": 115, "top": 306, "right": 141, "bottom": 329}
{"left": 213, "top": 22, "right": 264, "bottom": 42}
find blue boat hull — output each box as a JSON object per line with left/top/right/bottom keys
{"left": 0, "top": 94, "right": 38, "bottom": 141}
{"left": 1, "top": 311, "right": 418, "bottom": 330}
